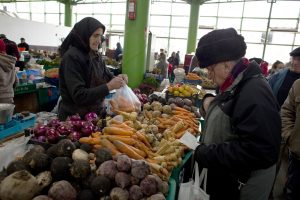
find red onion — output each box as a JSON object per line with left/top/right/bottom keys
{"left": 68, "top": 131, "right": 81, "bottom": 142}
{"left": 34, "top": 125, "right": 48, "bottom": 137}
{"left": 68, "top": 114, "right": 81, "bottom": 121}
{"left": 80, "top": 122, "right": 94, "bottom": 137}
{"left": 69, "top": 120, "right": 84, "bottom": 131}
{"left": 84, "top": 112, "right": 98, "bottom": 121}
{"left": 57, "top": 124, "right": 72, "bottom": 136}
{"left": 46, "top": 128, "right": 60, "bottom": 143}
{"left": 48, "top": 118, "right": 60, "bottom": 128}
{"left": 37, "top": 135, "right": 47, "bottom": 143}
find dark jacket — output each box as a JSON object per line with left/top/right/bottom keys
{"left": 195, "top": 62, "right": 281, "bottom": 199}
{"left": 3, "top": 38, "right": 20, "bottom": 60}
{"left": 59, "top": 46, "right": 113, "bottom": 120}
{"left": 18, "top": 42, "right": 29, "bottom": 51}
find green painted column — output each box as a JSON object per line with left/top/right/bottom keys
{"left": 123, "top": 0, "right": 150, "bottom": 88}
{"left": 64, "top": 0, "right": 72, "bottom": 27}
{"left": 187, "top": 0, "right": 200, "bottom": 53}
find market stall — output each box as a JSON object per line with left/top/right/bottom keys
{"left": 0, "top": 67, "right": 213, "bottom": 200}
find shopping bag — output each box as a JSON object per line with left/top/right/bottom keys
{"left": 178, "top": 162, "right": 209, "bottom": 200}
{"left": 109, "top": 84, "right": 141, "bottom": 113}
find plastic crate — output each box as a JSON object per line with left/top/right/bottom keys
{"left": 166, "top": 178, "right": 176, "bottom": 200}
{"left": 0, "top": 114, "right": 36, "bottom": 140}
{"left": 14, "top": 83, "right": 36, "bottom": 95}
{"left": 26, "top": 69, "right": 41, "bottom": 76}
{"left": 184, "top": 79, "right": 202, "bottom": 85}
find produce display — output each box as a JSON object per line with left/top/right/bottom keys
{"left": 185, "top": 73, "right": 202, "bottom": 81}
{"left": 167, "top": 84, "right": 198, "bottom": 97}
{"left": 0, "top": 141, "right": 169, "bottom": 200}
{"left": 201, "top": 76, "right": 217, "bottom": 89}
{"left": 1, "top": 85, "right": 202, "bottom": 200}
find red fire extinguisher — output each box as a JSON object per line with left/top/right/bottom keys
{"left": 128, "top": 0, "right": 136, "bottom": 20}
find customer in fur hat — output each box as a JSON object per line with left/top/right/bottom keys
{"left": 0, "top": 39, "right": 18, "bottom": 103}
{"left": 193, "top": 28, "right": 281, "bottom": 200}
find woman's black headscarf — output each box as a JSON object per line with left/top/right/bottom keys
{"left": 59, "top": 17, "right": 106, "bottom": 56}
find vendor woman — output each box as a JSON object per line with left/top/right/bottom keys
{"left": 58, "top": 17, "right": 127, "bottom": 120}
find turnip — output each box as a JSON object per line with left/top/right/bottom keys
{"left": 0, "top": 170, "right": 40, "bottom": 200}
{"left": 48, "top": 180, "right": 76, "bottom": 200}
{"left": 110, "top": 187, "right": 129, "bottom": 200}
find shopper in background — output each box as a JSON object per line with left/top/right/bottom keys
{"left": 0, "top": 39, "right": 18, "bottom": 104}
{"left": 0, "top": 34, "right": 20, "bottom": 60}
{"left": 281, "top": 79, "right": 300, "bottom": 200}
{"left": 188, "top": 54, "right": 199, "bottom": 73}
{"left": 194, "top": 28, "right": 281, "bottom": 200}
{"left": 268, "top": 47, "right": 300, "bottom": 107}
{"left": 58, "top": 17, "right": 127, "bottom": 121}
{"left": 155, "top": 52, "right": 168, "bottom": 78}
{"left": 17, "top": 37, "right": 29, "bottom": 51}
{"left": 175, "top": 50, "right": 180, "bottom": 65}
{"left": 249, "top": 57, "right": 269, "bottom": 77}
{"left": 114, "top": 42, "right": 122, "bottom": 62}
{"left": 268, "top": 60, "right": 284, "bottom": 76}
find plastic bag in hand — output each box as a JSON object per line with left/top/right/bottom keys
{"left": 109, "top": 84, "right": 141, "bottom": 113}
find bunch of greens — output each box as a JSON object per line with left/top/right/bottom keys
{"left": 142, "top": 77, "right": 160, "bottom": 88}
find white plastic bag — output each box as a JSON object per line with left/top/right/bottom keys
{"left": 178, "top": 162, "right": 210, "bottom": 200}
{"left": 109, "top": 84, "right": 141, "bottom": 113}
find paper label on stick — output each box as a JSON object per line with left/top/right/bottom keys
{"left": 179, "top": 131, "right": 199, "bottom": 150}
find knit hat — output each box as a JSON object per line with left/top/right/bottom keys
{"left": 290, "top": 47, "right": 300, "bottom": 57}
{"left": 0, "top": 39, "right": 6, "bottom": 53}
{"left": 196, "top": 28, "right": 247, "bottom": 68}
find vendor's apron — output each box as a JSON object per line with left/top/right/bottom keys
{"left": 203, "top": 98, "right": 276, "bottom": 200}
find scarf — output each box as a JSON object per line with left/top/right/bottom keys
{"left": 220, "top": 58, "right": 249, "bottom": 93}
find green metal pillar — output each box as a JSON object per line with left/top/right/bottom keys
{"left": 187, "top": 0, "right": 200, "bottom": 53}
{"left": 123, "top": 0, "right": 150, "bottom": 88}
{"left": 64, "top": 0, "right": 72, "bottom": 27}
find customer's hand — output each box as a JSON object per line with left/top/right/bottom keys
{"left": 118, "top": 74, "right": 128, "bottom": 84}
{"left": 107, "top": 76, "right": 125, "bottom": 91}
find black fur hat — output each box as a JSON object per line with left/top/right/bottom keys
{"left": 196, "top": 28, "right": 247, "bottom": 68}
{"left": 290, "top": 47, "right": 300, "bottom": 57}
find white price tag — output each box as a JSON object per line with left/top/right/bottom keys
{"left": 179, "top": 131, "right": 200, "bottom": 150}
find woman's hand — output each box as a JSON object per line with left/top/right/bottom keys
{"left": 118, "top": 74, "right": 128, "bottom": 84}
{"left": 107, "top": 76, "right": 125, "bottom": 91}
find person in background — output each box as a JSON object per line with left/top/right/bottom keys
{"left": 114, "top": 42, "right": 122, "bottom": 62}
{"left": 268, "top": 47, "right": 300, "bottom": 107}
{"left": 58, "top": 17, "right": 127, "bottom": 121}
{"left": 280, "top": 79, "right": 300, "bottom": 200}
{"left": 175, "top": 51, "right": 180, "bottom": 65}
{"left": 249, "top": 57, "right": 269, "bottom": 77}
{"left": 0, "top": 39, "right": 18, "bottom": 103}
{"left": 168, "top": 51, "right": 179, "bottom": 70}
{"left": 268, "top": 60, "right": 284, "bottom": 76}
{"left": 17, "top": 38, "right": 29, "bottom": 51}
{"left": 0, "top": 34, "right": 20, "bottom": 60}
{"left": 194, "top": 28, "right": 281, "bottom": 200}
{"left": 188, "top": 54, "right": 199, "bottom": 73}
{"left": 155, "top": 52, "right": 168, "bottom": 78}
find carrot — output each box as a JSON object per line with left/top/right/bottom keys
{"left": 113, "top": 140, "right": 144, "bottom": 160}
{"left": 103, "top": 127, "right": 134, "bottom": 136}
{"left": 91, "top": 132, "right": 101, "bottom": 138}
{"left": 99, "top": 138, "right": 120, "bottom": 155}
{"left": 105, "top": 135, "right": 136, "bottom": 146}
{"left": 111, "top": 123, "right": 136, "bottom": 132}
{"left": 79, "top": 137, "right": 100, "bottom": 145}
{"left": 135, "top": 131, "right": 152, "bottom": 148}
{"left": 130, "top": 145, "right": 147, "bottom": 158}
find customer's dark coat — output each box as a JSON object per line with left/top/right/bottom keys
{"left": 195, "top": 62, "right": 281, "bottom": 199}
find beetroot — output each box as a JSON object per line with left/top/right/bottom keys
{"left": 131, "top": 160, "right": 150, "bottom": 179}
{"left": 70, "top": 160, "right": 91, "bottom": 179}
{"left": 90, "top": 175, "right": 112, "bottom": 197}
{"left": 110, "top": 187, "right": 129, "bottom": 200}
{"left": 140, "top": 175, "right": 158, "bottom": 196}
{"left": 130, "top": 176, "right": 140, "bottom": 185}
{"left": 32, "top": 195, "right": 53, "bottom": 200}
{"left": 148, "top": 193, "right": 166, "bottom": 200}
{"left": 96, "top": 160, "right": 118, "bottom": 180}
{"left": 48, "top": 180, "right": 76, "bottom": 200}
{"left": 129, "top": 185, "right": 143, "bottom": 200}
{"left": 56, "top": 139, "right": 76, "bottom": 157}
{"left": 6, "top": 160, "right": 28, "bottom": 175}
{"left": 115, "top": 172, "right": 131, "bottom": 189}
{"left": 95, "top": 148, "right": 113, "bottom": 167}
{"left": 116, "top": 154, "right": 131, "bottom": 172}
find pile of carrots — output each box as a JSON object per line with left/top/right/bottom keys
{"left": 186, "top": 73, "right": 201, "bottom": 81}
